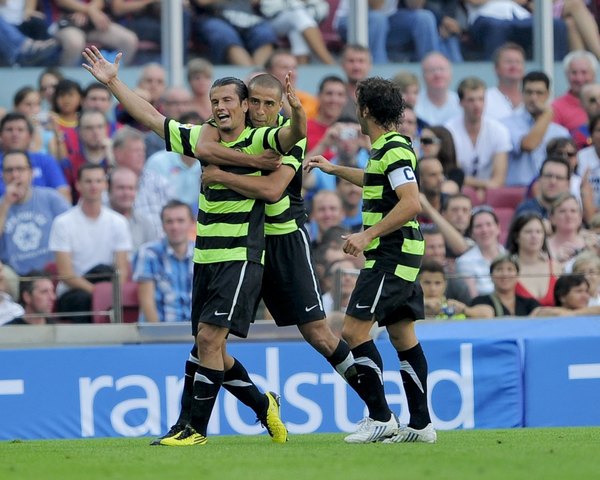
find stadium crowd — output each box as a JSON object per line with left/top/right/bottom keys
{"left": 2, "top": 0, "right": 600, "bottom": 325}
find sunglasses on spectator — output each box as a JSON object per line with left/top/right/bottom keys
{"left": 420, "top": 136, "right": 440, "bottom": 145}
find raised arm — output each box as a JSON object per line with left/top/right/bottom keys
{"left": 275, "top": 72, "right": 307, "bottom": 153}
{"left": 82, "top": 46, "right": 166, "bottom": 137}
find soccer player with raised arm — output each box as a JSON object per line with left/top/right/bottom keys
{"left": 305, "top": 77, "right": 437, "bottom": 444}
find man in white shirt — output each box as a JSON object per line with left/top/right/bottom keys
{"left": 445, "top": 76, "right": 511, "bottom": 191}
{"left": 484, "top": 42, "right": 525, "bottom": 121}
{"left": 50, "top": 163, "right": 132, "bottom": 323}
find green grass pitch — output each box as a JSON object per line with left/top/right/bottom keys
{"left": 2, "top": 428, "right": 599, "bottom": 480}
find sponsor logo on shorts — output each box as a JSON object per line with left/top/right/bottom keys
{"left": 214, "top": 311, "right": 229, "bottom": 316}
{"left": 305, "top": 304, "right": 319, "bottom": 312}
{"left": 355, "top": 303, "right": 371, "bottom": 309}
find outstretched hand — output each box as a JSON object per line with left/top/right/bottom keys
{"left": 82, "top": 45, "right": 122, "bottom": 85}
{"left": 285, "top": 71, "right": 301, "bottom": 110}
{"left": 303, "top": 155, "right": 334, "bottom": 174}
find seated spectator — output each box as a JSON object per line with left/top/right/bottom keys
{"left": 265, "top": 50, "right": 319, "bottom": 120}
{"left": 0, "top": 14, "right": 59, "bottom": 67}
{"left": 6, "top": 271, "right": 56, "bottom": 325}
{"left": 463, "top": 0, "right": 567, "bottom": 60}
{"left": 398, "top": 106, "right": 419, "bottom": 151}
{"left": 505, "top": 212, "right": 560, "bottom": 307}
{"left": 547, "top": 192, "right": 596, "bottom": 267}
{"left": 441, "top": 193, "right": 474, "bottom": 254}
{"left": 571, "top": 82, "right": 600, "bottom": 150}
{"left": 321, "top": 258, "right": 358, "bottom": 316}
{"left": 338, "top": 44, "right": 371, "bottom": 121}
{"left": 186, "top": 58, "right": 214, "bottom": 121}
{"left": 419, "top": 125, "right": 461, "bottom": 190}
{"left": 189, "top": 0, "right": 277, "bottom": 66}
{"left": 420, "top": 258, "right": 485, "bottom": 320}
{"left": 133, "top": 200, "right": 194, "bottom": 323}
{"left": 424, "top": 0, "right": 464, "bottom": 62}
{"left": 540, "top": 137, "right": 583, "bottom": 204}
{"left": 445, "top": 76, "right": 511, "bottom": 192}
{"left": 417, "top": 156, "right": 446, "bottom": 224}
{"left": 502, "top": 71, "right": 570, "bottom": 187}
{"left": 554, "top": 0, "right": 600, "bottom": 60}
{"left": 337, "top": 177, "right": 363, "bottom": 233}
{"left": 44, "top": 0, "right": 138, "bottom": 66}
{"left": 37, "top": 67, "right": 63, "bottom": 114}
{"left": 82, "top": 83, "right": 121, "bottom": 137}
{"left": 392, "top": 70, "right": 429, "bottom": 131}
{"left": 49, "top": 163, "right": 132, "bottom": 323}
{"left": 533, "top": 273, "right": 600, "bottom": 316}
{"left": 259, "top": 0, "right": 336, "bottom": 65}
{"left": 577, "top": 113, "right": 600, "bottom": 218}
{"left": 484, "top": 42, "right": 525, "bottom": 121}
{"left": 471, "top": 253, "right": 540, "bottom": 317}
{"left": 108, "top": 167, "right": 158, "bottom": 256}
{"left": 0, "top": 150, "right": 70, "bottom": 275}
{"left": 0, "top": 261, "right": 24, "bottom": 326}
{"left": 515, "top": 156, "right": 571, "bottom": 223}
{"left": 307, "top": 190, "right": 344, "bottom": 250}
{"left": 571, "top": 250, "right": 600, "bottom": 306}
{"left": 422, "top": 224, "right": 471, "bottom": 305}
{"left": 12, "top": 86, "right": 52, "bottom": 155}
{"left": 552, "top": 50, "right": 597, "bottom": 135}
{"left": 416, "top": 52, "right": 461, "bottom": 126}
{"left": 306, "top": 75, "right": 348, "bottom": 160}
{"left": 52, "top": 78, "right": 83, "bottom": 158}
{"left": 0, "top": 112, "right": 70, "bottom": 202}
{"left": 456, "top": 205, "right": 506, "bottom": 297}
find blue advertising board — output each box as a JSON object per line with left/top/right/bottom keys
{"left": 0, "top": 338, "right": 522, "bottom": 440}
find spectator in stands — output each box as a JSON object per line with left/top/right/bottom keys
{"left": 189, "top": 0, "right": 277, "bottom": 66}
{"left": 456, "top": 205, "right": 506, "bottom": 297}
{"left": 420, "top": 125, "right": 462, "bottom": 191}
{"left": 132, "top": 200, "right": 194, "bottom": 323}
{"left": 0, "top": 149, "right": 69, "bottom": 275}
{"left": 82, "top": 83, "right": 120, "bottom": 137}
{"left": 470, "top": 253, "right": 540, "bottom": 317}
{"left": 415, "top": 52, "right": 461, "bottom": 126}
{"left": 110, "top": 0, "right": 191, "bottom": 60}
{"left": 420, "top": 258, "right": 484, "bottom": 320}
{"left": 463, "top": 0, "right": 567, "bottom": 61}
{"left": 392, "top": 70, "right": 428, "bottom": 131}
{"left": 12, "top": 86, "right": 54, "bottom": 155}
{"left": 552, "top": 50, "right": 598, "bottom": 135}
{"left": 0, "top": 261, "right": 24, "bottom": 326}
{"left": 144, "top": 86, "right": 193, "bottom": 157}
{"left": 0, "top": 14, "right": 59, "bottom": 67}
{"left": 265, "top": 50, "right": 319, "bottom": 120}
{"left": 572, "top": 250, "right": 600, "bottom": 305}
{"left": 145, "top": 111, "right": 202, "bottom": 215}
{"left": 7, "top": 271, "right": 57, "bottom": 325}
{"left": 533, "top": 273, "right": 600, "bottom": 315}
{"left": 424, "top": 0, "right": 464, "bottom": 62}
{"left": 577, "top": 113, "right": 600, "bottom": 217}
{"left": 445, "top": 76, "right": 511, "bottom": 192}
{"left": 0, "top": 0, "right": 49, "bottom": 39}
{"left": 186, "top": 58, "right": 214, "bottom": 122}
{"left": 503, "top": 71, "right": 570, "bottom": 187}
{"left": 484, "top": 42, "right": 525, "bottom": 121}
{"left": 306, "top": 75, "right": 347, "bottom": 160}
{"left": 515, "top": 156, "right": 571, "bottom": 221}
{"left": 49, "top": 163, "right": 132, "bottom": 323}
{"left": 52, "top": 78, "right": 83, "bottom": 157}
{"left": 112, "top": 126, "right": 173, "bottom": 238}
{"left": 442, "top": 192, "right": 473, "bottom": 239}
{"left": 547, "top": 192, "right": 594, "bottom": 267}
{"left": 38, "top": 67, "right": 63, "bottom": 113}
{"left": 62, "top": 109, "right": 113, "bottom": 201}
{"left": 570, "top": 82, "right": 600, "bottom": 150}
{"left": 339, "top": 44, "right": 372, "bottom": 121}
{"left": 398, "top": 106, "right": 419, "bottom": 152}
{"left": 46, "top": 0, "right": 138, "bottom": 66}
{"left": 259, "top": 0, "right": 335, "bottom": 65}
{"left": 0, "top": 112, "right": 70, "bottom": 202}
{"left": 422, "top": 225, "right": 472, "bottom": 305}
{"left": 108, "top": 167, "right": 158, "bottom": 255}
{"left": 554, "top": 0, "right": 600, "bottom": 60}
{"left": 505, "top": 212, "right": 560, "bottom": 307}
{"left": 307, "top": 190, "right": 344, "bottom": 249}
{"left": 336, "top": 177, "right": 363, "bottom": 233}
{"left": 417, "top": 156, "right": 446, "bottom": 223}
{"left": 321, "top": 258, "right": 357, "bottom": 316}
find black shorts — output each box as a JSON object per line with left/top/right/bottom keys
{"left": 191, "top": 261, "right": 263, "bottom": 338}
{"left": 345, "top": 268, "right": 424, "bottom": 326}
{"left": 262, "top": 226, "right": 326, "bottom": 326}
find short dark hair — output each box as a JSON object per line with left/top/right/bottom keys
{"left": 248, "top": 73, "right": 283, "bottom": 99}
{"left": 13, "top": 86, "right": 37, "bottom": 108}
{"left": 19, "top": 270, "right": 52, "bottom": 304}
{"left": 540, "top": 155, "right": 570, "bottom": 180}
{"left": 84, "top": 82, "right": 111, "bottom": 98}
{"left": 210, "top": 77, "right": 248, "bottom": 102}
{"left": 490, "top": 253, "right": 520, "bottom": 275}
{"left": 457, "top": 77, "right": 486, "bottom": 101}
{"left": 522, "top": 71, "right": 550, "bottom": 90}
{"left": 77, "top": 162, "right": 106, "bottom": 181}
{"left": 554, "top": 274, "right": 589, "bottom": 307}
{"left": 0, "top": 112, "right": 33, "bottom": 135}
{"left": 161, "top": 199, "right": 193, "bottom": 221}
{"left": 492, "top": 42, "right": 525, "bottom": 66}
{"left": 356, "top": 77, "right": 405, "bottom": 130}
{"left": 442, "top": 193, "right": 472, "bottom": 213}
{"left": 318, "top": 75, "right": 345, "bottom": 94}
{"left": 3, "top": 149, "right": 32, "bottom": 169}
{"left": 52, "top": 78, "right": 83, "bottom": 113}
{"left": 419, "top": 257, "right": 445, "bottom": 275}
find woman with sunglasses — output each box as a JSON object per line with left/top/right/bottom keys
{"left": 420, "top": 125, "right": 463, "bottom": 192}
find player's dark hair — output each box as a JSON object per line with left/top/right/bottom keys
{"left": 211, "top": 77, "right": 248, "bottom": 102}
{"left": 356, "top": 77, "right": 405, "bottom": 130}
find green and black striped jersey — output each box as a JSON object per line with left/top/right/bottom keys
{"left": 163, "top": 118, "right": 286, "bottom": 265}
{"left": 264, "top": 114, "right": 307, "bottom": 236}
{"left": 362, "top": 131, "right": 424, "bottom": 282}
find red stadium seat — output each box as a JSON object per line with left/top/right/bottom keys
{"left": 462, "top": 185, "right": 486, "bottom": 206}
{"left": 486, "top": 186, "right": 526, "bottom": 210}
{"left": 495, "top": 207, "right": 516, "bottom": 245}
{"left": 92, "top": 281, "right": 139, "bottom": 323}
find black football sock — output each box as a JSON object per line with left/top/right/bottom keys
{"left": 398, "top": 343, "right": 432, "bottom": 429}
{"left": 326, "top": 339, "right": 358, "bottom": 381}
{"left": 190, "top": 365, "right": 224, "bottom": 436}
{"left": 222, "top": 357, "right": 268, "bottom": 416}
{"left": 175, "top": 345, "right": 199, "bottom": 426}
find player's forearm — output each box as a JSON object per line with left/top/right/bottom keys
{"left": 422, "top": 202, "right": 469, "bottom": 255}
{"left": 328, "top": 164, "right": 364, "bottom": 186}
{"left": 196, "top": 141, "right": 260, "bottom": 168}
{"left": 215, "top": 171, "right": 282, "bottom": 202}
{"left": 106, "top": 77, "right": 165, "bottom": 137}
